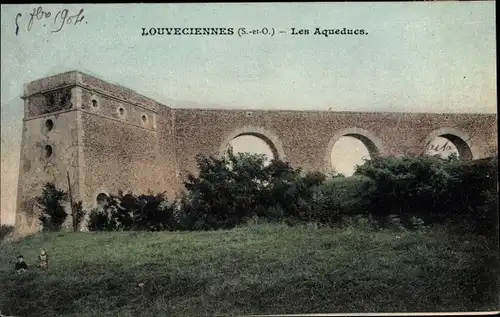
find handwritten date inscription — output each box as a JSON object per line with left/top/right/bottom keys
{"left": 15, "top": 6, "right": 86, "bottom": 35}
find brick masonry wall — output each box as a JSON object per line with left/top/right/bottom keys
{"left": 173, "top": 109, "right": 497, "bottom": 176}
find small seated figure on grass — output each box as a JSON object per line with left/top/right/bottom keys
{"left": 15, "top": 255, "right": 28, "bottom": 275}
{"left": 36, "top": 248, "right": 49, "bottom": 270}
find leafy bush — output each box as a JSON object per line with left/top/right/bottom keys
{"left": 85, "top": 151, "right": 496, "bottom": 233}
{"left": 353, "top": 154, "right": 497, "bottom": 232}
{"left": 182, "top": 148, "right": 325, "bottom": 230}
{"left": 260, "top": 162, "right": 326, "bottom": 222}
{"left": 0, "top": 225, "right": 14, "bottom": 241}
{"left": 338, "top": 215, "right": 377, "bottom": 231}
{"left": 36, "top": 182, "right": 69, "bottom": 231}
{"left": 87, "top": 206, "right": 116, "bottom": 232}
{"left": 87, "top": 191, "right": 177, "bottom": 231}
{"left": 182, "top": 150, "right": 262, "bottom": 230}
{"left": 309, "top": 175, "right": 371, "bottom": 226}
{"left": 385, "top": 214, "right": 406, "bottom": 232}
{"left": 353, "top": 154, "right": 448, "bottom": 224}
{"left": 441, "top": 159, "right": 498, "bottom": 234}
{"left": 409, "top": 216, "right": 429, "bottom": 231}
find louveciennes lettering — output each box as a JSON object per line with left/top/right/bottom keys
{"left": 142, "top": 28, "right": 235, "bottom": 36}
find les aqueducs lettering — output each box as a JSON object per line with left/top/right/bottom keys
{"left": 291, "top": 28, "right": 368, "bottom": 37}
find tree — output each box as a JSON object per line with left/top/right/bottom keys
{"left": 71, "top": 201, "right": 87, "bottom": 232}
{"left": 182, "top": 147, "right": 326, "bottom": 229}
{"left": 35, "top": 183, "right": 69, "bottom": 231}
{"left": 183, "top": 147, "right": 267, "bottom": 229}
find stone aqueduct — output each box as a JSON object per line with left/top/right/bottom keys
{"left": 14, "top": 71, "right": 497, "bottom": 234}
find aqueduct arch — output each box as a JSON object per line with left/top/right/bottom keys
{"left": 218, "top": 126, "right": 286, "bottom": 161}
{"left": 324, "top": 127, "right": 385, "bottom": 174}
{"left": 423, "top": 127, "right": 476, "bottom": 160}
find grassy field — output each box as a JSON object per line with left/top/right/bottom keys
{"left": 0, "top": 223, "right": 498, "bottom": 317}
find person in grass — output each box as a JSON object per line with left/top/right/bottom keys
{"left": 15, "top": 255, "right": 28, "bottom": 274}
{"left": 36, "top": 248, "right": 49, "bottom": 270}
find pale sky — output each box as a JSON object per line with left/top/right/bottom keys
{"left": 231, "top": 134, "right": 458, "bottom": 177}
{"left": 0, "top": 3, "right": 496, "bottom": 224}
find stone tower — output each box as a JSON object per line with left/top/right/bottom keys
{"left": 16, "top": 71, "right": 178, "bottom": 235}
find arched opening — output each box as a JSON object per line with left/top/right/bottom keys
{"left": 330, "top": 133, "right": 379, "bottom": 176}
{"left": 219, "top": 126, "right": 286, "bottom": 164}
{"left": 424, "top": 129, "right": 473, "bottom": 161}
{"left": 96, "top": 193, "right": 109, "bottom": 208}
{"left": 117, "top": 106, "right": 126, "bottom": 118}
{"left": 44, "top": 119, "right": 54, "bottom": 132}
{"left": 43, "top": 145, "right": 53, "bottom": 158}
{"left": 225, "top": 134, "right": 276, "bottom": 166}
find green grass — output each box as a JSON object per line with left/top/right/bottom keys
{"left": 1, "top": 224, "right": 498, "bottom": 316}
